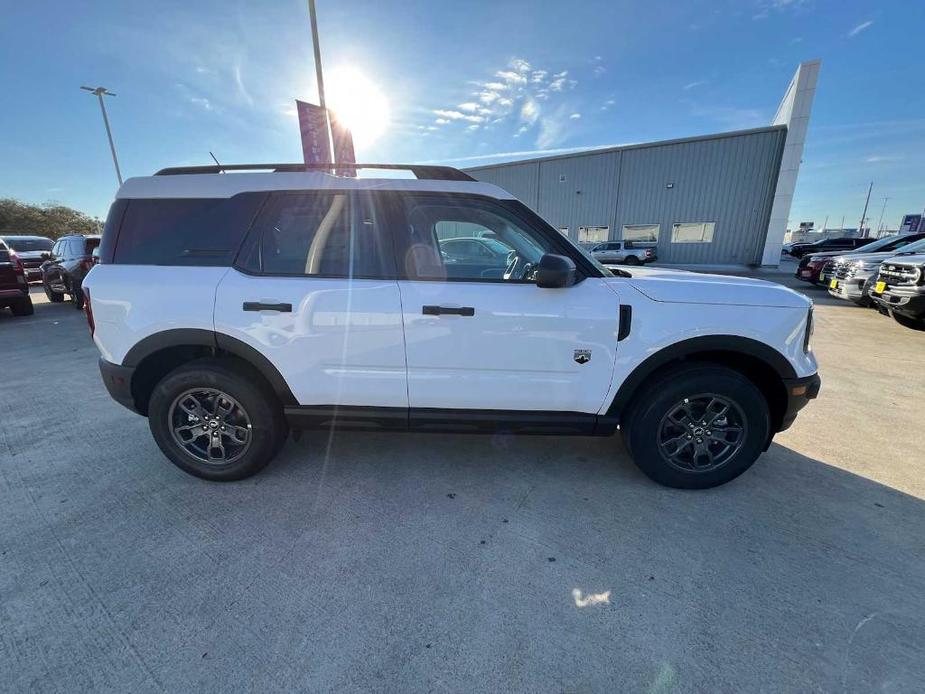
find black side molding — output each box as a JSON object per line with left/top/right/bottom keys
{"left": 422, "top": 305, "right": 475, "bottom": 316}
{"left": 618, "top": 305, "right": 632, "bottom": 341}
{"left": 243, "top": 302, "right": 292, "bottom": 312}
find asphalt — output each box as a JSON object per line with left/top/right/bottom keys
{"left": 2, "top": 273, "right": 924, "bottom": 693}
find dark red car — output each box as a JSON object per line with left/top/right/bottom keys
{"left": 0, "top": 239, "right": 34, "bottom": 316}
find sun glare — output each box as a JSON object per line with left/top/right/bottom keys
{"left": 326, "top": 67, "right": 390, "bottom": 149}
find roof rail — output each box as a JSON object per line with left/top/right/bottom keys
{"left": 153, "top": 162, "right": 477, "bottom": 182}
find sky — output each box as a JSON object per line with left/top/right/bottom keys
{"left": 0, "top": 0, "right": 923, "bottom": 231}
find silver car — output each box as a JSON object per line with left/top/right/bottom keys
{"left": 827, "top": 238, "right": 925, "bottom": 306}
{"left": 589, "top": 241, "right": 656, "bottom": 265}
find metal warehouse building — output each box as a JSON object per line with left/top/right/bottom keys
{"left": 466, "top": 61, "right": 820, "bottom": 267}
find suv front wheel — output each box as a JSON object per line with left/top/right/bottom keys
{"left": 148, "top": 358, "right": 287, "bottom": 481}
{"left": 623, "top": 364, "right": 770, "bottom": 489}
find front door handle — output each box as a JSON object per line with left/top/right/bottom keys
{"left": 422, "top": 305, "right": 475, "bottom": 317}
{"left": 243, "top": 301, "right": 292, "bottom": 312}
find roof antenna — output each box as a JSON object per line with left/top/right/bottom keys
{"left": 209, "top": 151, "right": 224, "bottom": 172}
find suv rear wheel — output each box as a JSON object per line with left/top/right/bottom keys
{"left": 148, "top": 358, "right": 287, "bottom": 481}
{"left": 623, "top": 364, "right": 770, "bottom": 489}
{"left": 10, "top": 296, "right": 34, "bottom": 316}
{"left": 44, "top": 282, "right": 64, "bottom": 302}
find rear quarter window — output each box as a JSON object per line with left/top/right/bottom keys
{"left": 112, "top": 194, "right": 265, "bottom": 266}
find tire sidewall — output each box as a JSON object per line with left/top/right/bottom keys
{"left": 148, "top": 359, "right": 283, "bottom": 481}
{"left": 626, "top": 366, "right": 770, "bottom": 489}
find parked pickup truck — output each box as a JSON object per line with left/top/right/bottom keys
{"left": 868, "top": 253, "right": 925, "bottom": 330}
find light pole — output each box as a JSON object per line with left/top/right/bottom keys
{"left": 307, "top": 0, "right": 333, "bottom": 164}
{"left": 876, "top": 197, "right": 890, "bottom": 235}
{"left": 81, "top": 85, "right": 123, "bottom": 185}
{"left": 858, "top": 181, "right": 873, "bottom": 238}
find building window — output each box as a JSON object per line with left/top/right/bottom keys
{"left": 578, "top": 226, "right": 609, "bottom": 244}
{"left": 558, "top": 226, "right": 570, "bottom": 236}
{"left": 622, "top": 224, "right": 660, "bottom": 244}
{"left": 671, "top": 222, "right": 716, "bottom": 244}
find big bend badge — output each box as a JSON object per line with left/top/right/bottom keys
{"left": 573, "top": 349, "right": 591, "bottom": 365}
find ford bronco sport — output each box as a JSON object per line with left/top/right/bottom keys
{"left": 83, "top": 163, "right": 819, "bottom": 489}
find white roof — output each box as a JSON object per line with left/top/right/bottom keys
{"left": 116, "top": 172, "right": 515, "bottom": 200}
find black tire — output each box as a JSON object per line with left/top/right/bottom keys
{"left": 624, "top": 255, "right": 641, "bottom": 266}
{"left": 622, "top": 364, "right": 770, "bottom": 489}
{"left": 891, "top": 312, "right": 925, "bottom": 331}
{"left": 70, "top": 284, "right": 85, "bottom": 310}
{"left": 44, "top": 282, "right": 64, "bottom": 302}
{"left": 10, "top": 296, "right": 34, "bottom": 316}
{"left": 148, "top": 358, "right": 288, "bottom": 481}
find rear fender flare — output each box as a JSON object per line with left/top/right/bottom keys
{"left": 122, "top": 328, "right": 297, "bottom": 406}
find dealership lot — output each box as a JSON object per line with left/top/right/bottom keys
{"left": 2, "top": 278, "right": 924, "bottom": 692}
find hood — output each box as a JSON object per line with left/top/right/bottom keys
{"left": 12, "top": 250, "right": 46, "bottom": 260}
{"left": 835, "top": 250, "right": 925, "bottom": 265}
{"left": 615, "top": 266, "right": 810, "bottom": 309}
{"left": 803, "top": 250, "right": 849, "bottom": 260}
{"left": 880, "top": 252, "right": 925, "bottom": 267}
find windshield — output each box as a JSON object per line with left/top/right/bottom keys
{"left": 896, "top": 238, "right": 925, "bottom": 254}
{"left": 3, "top": 237, "right": 52, "bottom": 252}
{"left": 861, "top": 234, "right": 916, "bottom": 253}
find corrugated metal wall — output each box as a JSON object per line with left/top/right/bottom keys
{"left": 467, "top": 127, "right": 786, "bottom": 265}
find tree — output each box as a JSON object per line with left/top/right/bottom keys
{"left": 0, "top": 198, "right": 102, "bottom": 240}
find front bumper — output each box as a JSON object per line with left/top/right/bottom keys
{"left": 779, "top": 373, "right": 821, "bottom": 432}
{"left": 98, "top": 358, "right": 141, "bottom": 414}
{"left": 795, "top": 265, "right": 824, "bottom": 283}
{"left": 869, "top": 287, "right": 925, "bottom": 320}
{"left": 828, "top": 273, "right": 873, "bottom": 302}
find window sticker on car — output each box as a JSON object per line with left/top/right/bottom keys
{"left": 573, "top": 349, "right": 591, "bottom": 364}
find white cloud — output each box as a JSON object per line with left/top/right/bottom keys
{"left": 497, "top": 97, "right": 513, "bottom": 107}
{"left": 593, "top": 65, "right": 606, "bottom": 77}
{"left": 549, "top": 71, "right": 571, "bottom": 91}
{"left": 458, "top": 102, "right": 479, "bottom": 112}
{"left": 496, "top": 70, "right": 527, "bottom": 85}
{"left": 466, "top": 124, "right": 480, "bottom": 131}
{"left": 189, "top": 97, "right": 213, "bottom": 110}
{"left": 865, "top": 154, "right": 901, "bottom": 163}
{"left": 433, "top": 109, "right": 485, "bottom": 123}
{"left": 600, "top": 98, "right": 615, "bottom": 111}
{"left": 537, "top": 106, "right": 572, "bottom": 148}
{"left": 848, "top": 20, "right": 873, "bottom": 37}
{"left": 483, "top": 82, "right": 507, "bottom": 91}
{"left": 479, "top": 91, "right": 500, "bottom": 104}
{"left": 510, "top": 58, "right": 532, "bottom": 73}
{"left": 569, "top": 113, "right": 581, "bottom": 120}
{"left": 530, "top": 70, "right": 547, "bottom": 83}
{"left": 521, "top": 99, "right": 539, "bottom": 124}
{"left": 683, "top": 80, "right": 706, "bottom": 90}
{"left": 434, "top": 118, "right": 449, "bottom": 125}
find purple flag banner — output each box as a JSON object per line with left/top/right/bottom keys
{"left": 330, "top": 109, "right": 356, "bottom": 177}
{"left": 296, "top": 100, "right": 331, "bottom": 166}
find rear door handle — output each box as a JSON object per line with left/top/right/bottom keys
{"left": 422, "top": 305, "right": 475, "bottom": 317}
{"left": 243, "top": 301, "right": 292, "bottom": 312}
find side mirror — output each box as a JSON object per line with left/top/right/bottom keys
{"left": 536, "top": 253, "right": 577, "bottom": 289}
{"left": 40, "top": 251, "right": 52, "bottom": 260}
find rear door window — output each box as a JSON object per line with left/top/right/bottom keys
{"left": 237, "top": 191, "right": 393, "bottom": 278}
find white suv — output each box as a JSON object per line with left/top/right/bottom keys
{"left": 83, "top": 163, "right": 819, "bottom": 489}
